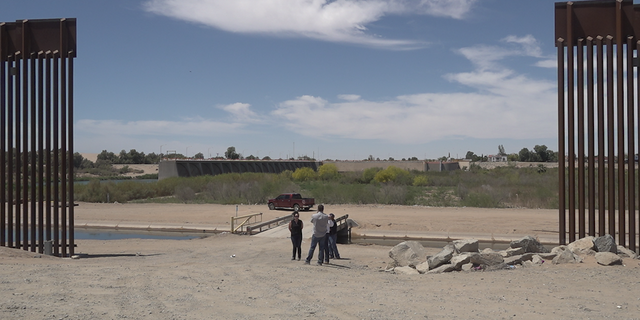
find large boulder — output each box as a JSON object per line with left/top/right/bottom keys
{"left": 469, "top": 252, "right": 504, "bottom": 267}
{"left": 595, "top": 252, "right": 623, "bottom": 266}
{"left": 427, "top": 244, "right": 456, "bottom": 270}
{"left": 567, "top": 237, "right": 596, "bottom": 255}
{"left": 453, "top": 239, "right": 479, "bottom": 253}
{"left": 510, "top": 236, "right": 549, "bottom": 253}
{"left": 502, "top": 247, "right": 526, "bottom": 257}
{"left": 616, "top": 245, "right": 638, "bottom": 259}
{"left": 426, "top": 264, "right": 457, "bottom": 274}
{"left": 415, "top": 261, "right": 430, "bottom": 274}
{"left": 394, "top": 266, "right": 420, "bottom": 274}
{"left": 594, "top": 235, "right": 617, "bottom": 253}
{"left": 552, "top": 249, "right": 582, "bottom": 264}
{"left": 504, "top": 253, "right": 535, "bottom": 266}
{"left": 450, "top": 253, "right": 473, "bottom": 270}
{"left": 389, "top": 241, "right": 428, "bottom": 267}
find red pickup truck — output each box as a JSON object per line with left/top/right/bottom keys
{"left": 268, "top": 193, "right": 315, "bottom": 211}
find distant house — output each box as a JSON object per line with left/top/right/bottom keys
{"left": 488, "top": 154, "right": 507, "bottom": 162}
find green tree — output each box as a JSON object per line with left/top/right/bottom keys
{"left": 73, "top": 152, "right": 93, "bottom": 169}
{"left": 498, "top": 145, "right": 506, "bottom": 156}
{"left": 97, "top": 150, "right": 117, "bottom": 163}
{"left": 194, "top": 152, "right": 204, "bottom": 159}
{"left": 225, "top": 146, "right": 240, "bottom": 159}
{"left": 533, "top": 145, "right": 549, "bottom": 162}
{"left": 519, "top": 148, "right": 531, "bottom": 162}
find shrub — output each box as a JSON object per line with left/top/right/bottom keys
{"left": 292, "top": 167, "right": 316, "bottom": 182}
{"left": 362, "top": 167, "right": 382, "bottom": 183}
{"left": 374, "top": 166, "right": 411, "bottom": 185}
{"left": 317, "top": 164, "right": 339, "bottom": 180}
{"left": 413, "top": 175, "right": 429, "bottom": 186}
{"left": 175, "top": 185, "right": 196, "bottom": 203}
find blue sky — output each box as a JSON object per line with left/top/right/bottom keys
{"left": 4, "top": 0, "right": 561, "bottom": 160}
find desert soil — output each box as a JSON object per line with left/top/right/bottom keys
{"left": 1, "top": 203, "right": 640, "bottom": 319}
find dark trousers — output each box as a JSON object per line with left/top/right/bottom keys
{"left": 322, "top": 234, "right": 330, "bottom": 262}
{"left": 291, "top": 234, "right": 302, "bottom": 259}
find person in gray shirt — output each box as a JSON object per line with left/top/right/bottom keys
{"left": 304, "top": 204, "right": 329, "bottom": 265}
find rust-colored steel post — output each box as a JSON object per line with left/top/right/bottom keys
{"left": 596, "top": 36, "right": 606, "bottom": 236}
{"left": 567, "top": 2, "right": 576, "bottom": 243}
{"left": 557, "top": 34, "right": 566, "bottom": 245}
{"left": 1, "top": 18, "right": 76, "bottom": 256}
{"left": 68, "top": 50, "right": 74, "bottom": 255}
{"left": 627, "top": 37, "right": 636, "bottom": 252}
{"left": 577, "top": 38, "right": 586, "bottom": 239}
{"left": 606, "top": 35, "right": 615, "bottom": 237}
{"left": 586, "top": 36, "right": 596, "bottom": 236}
{"left": 38, "top": 51, "right": 45, "bottom": 253}
{"left": 60, "top": 20, "right": 68, "bottom": 257}
{"left": 30, "top": 51, "right": 37, "bottom": 252}
{"left": 15, "top": 50, "right": 22, "bottom": 250}
{"left": 45, "top": 51, "right": 52, "bottom": 244}
{"left": 53, "top": 51, "right": 59, "bottom": 256}
{"left": 615, "top": 0, "right": 626, "bottom": 247}
{"left": 0, "top": 23, "right": 5, "bottom": 248}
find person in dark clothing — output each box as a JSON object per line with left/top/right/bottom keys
{"left": 289, "top": 211, "right": 303, "bottom": 260}
{"left": 327, "top": 213, "right": 340, "bottom": 259}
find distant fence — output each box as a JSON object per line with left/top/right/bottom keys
{"left": 159, "top": 160, "right": 320, "bottom": 180}
{"left": 1, "top": 19, "right": 76, "bottom": 256}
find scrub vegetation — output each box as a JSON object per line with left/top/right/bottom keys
{"left": 74, "top": 163, "right": 560, "bottom": 209}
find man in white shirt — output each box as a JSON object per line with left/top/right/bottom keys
{"left": 304, "top": 204, "right": 329, "bottom": 265}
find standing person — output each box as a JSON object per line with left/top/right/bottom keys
{"left": 304, "top": 204, "right": 329, "bottom": 265}
{"left": 288, "top": 210, "right": 303, "bottom": 260}
{"left": 322, "top": 217, "right": 331, "bottom": 264}
{"left": 327, "top": 213, "right": 341, "bottom": 259}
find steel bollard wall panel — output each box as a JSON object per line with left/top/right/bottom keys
{"left": 0, "top": 18, "right": 76, "bottom": 256}
{"left": 556, "top": 0, "right": 639, "bottom": 252}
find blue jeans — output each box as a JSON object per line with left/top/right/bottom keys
{"left": 328, "top": 233, "right": 340, "bottom": 258}
{"left": 305, "top": 234, "right": 326, "bottom": 264}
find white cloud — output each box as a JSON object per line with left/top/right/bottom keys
{"left": 271, "top": 35, "right": 556, "bottom": 143}
{"left": 535, "top": 59, "right": 557, "bottom": 68}
{"left": 338, "top": 94, "right": 361, "bottom": 101}
{"left": 458, "top": 34, "right": 548, "bottom": 71}
{"left": 218, "top": 102, "right": 261, "bottom": 122}
{"left": 143, "top": 0, "right": 476, "bottom": 49}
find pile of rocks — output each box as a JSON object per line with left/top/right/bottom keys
{"left": 388, "top": 235, "right": 639, "bottom": 275}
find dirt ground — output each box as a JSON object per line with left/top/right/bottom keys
{"left": 1, "top": 203, "right": 640, "bottom": 319}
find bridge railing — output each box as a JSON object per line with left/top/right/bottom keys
{"left": 245, "top": 215, "right": 293, "bottom": 235}
{"left": 230, "top": 213, "right": 263, "bottom": 234}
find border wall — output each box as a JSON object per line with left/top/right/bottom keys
{"left": 158, "top": 160, "right": 320, "bottom": 180}
{"left": 323, "top": 160, "right": 461, "bottom": 172}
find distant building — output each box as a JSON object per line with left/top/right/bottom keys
{"left": 487, "top": 154, "right": 507, "bottom": 162}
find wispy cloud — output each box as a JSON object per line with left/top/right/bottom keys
{"left": 271, "top": 35, "right": 556, "bottom": 143}
{"left": 458, "top": 34, "right": 546, "bottom": 70}
{"left": 76, "top": 118, "right": 244, "bottom": 137}
{"left": 143, "top": 0, "right": 476, "bottom": 49}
